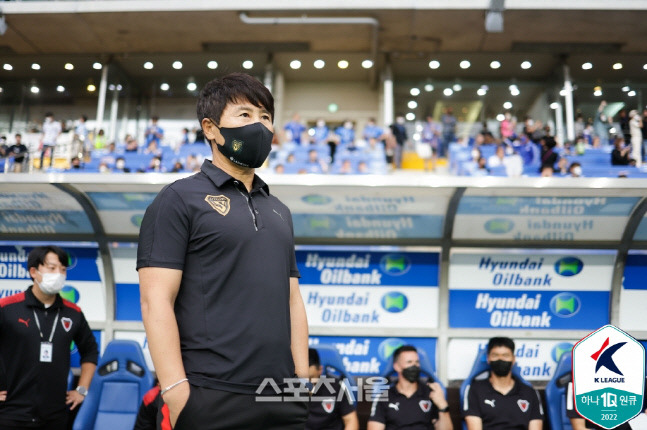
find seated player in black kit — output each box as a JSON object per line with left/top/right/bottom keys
{"left": 368, "top": 345, "right": 452, "bottom": 430}
{"left": 463, "top": 337, "right": 544, "bottom": 430}
{"left": 306, "top": 348, "right": 358, "bottom": 430}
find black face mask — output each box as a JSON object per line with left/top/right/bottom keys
{"left": 215, "top": 122, "right": 274, "bottom": 168}
{"left": 401, "top": 365, "right": 421, "bottom": 383}
{"left": 490, "top": 360, "right": 513, "bottom": 377}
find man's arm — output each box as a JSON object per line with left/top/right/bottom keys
{"left": 465, "top": 415, "right": 483, "bottom": 430}
{"left": 428, "top": 382, "right": 452, "bottom": 430}
{"left": 289, "top": 277, "right": 308, "bottom": 378}
{"left": 66, "top": 362, "right": 97, "bottom": 410}
{"left": 528, "top": 419, "right": 543, "bottom": 430}
{"left": 569, "top": 418, "right": 588, "bottom": 430}
{"left": 342, "top": 411, "right": 359, "bottom": 430}
{"left": 367, "top": 421, "right": 386, "bottom": 430}
{"left": 140, "top": 267, "right": 188, "bottom": 427}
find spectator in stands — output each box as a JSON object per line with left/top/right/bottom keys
{"left": 594, "top": 101, "right": 610, "bottom": 147}
{"left": 74, "top": 115, "right": 89, "bottom": 158}
{"left": 389, "top": 115, "right": 407, "bottom": 168}
{"left": 180, "top": 127, "right": 191, "bottom": 147}
{"left": 363, "top": 117, "right": 386, "bottom": 147}
{"left": 145, "top": 116, "right": 164, "bottom": 148}
{"left": 98, "top": 161, "right": 111, "bottom": 173}
{"left": 629, "top": 109, "right": 642, "bottom": 167}
{"left": 170, "top": 161, "right": 184, "bottom": 173}
{"left": 368, "top": 345, "right": 451, "bottom": 430}
{"left": 338, "top": 158, "right": 354, "bottom": 174}
{"left": 421, "top": 115, "right": 442, "bottom": 172}
{"left": 144, "top": 139, "right": 162, "bottom": 156}
{"left": 611, "top": 136, "right": 635, "bottom": 166}
{"left": 0, "top": 245, "right": 99, "bottom": 430}
{"left": 540, "top": 166, "right": 554, "bottom": 177}
{"left": 185, "top": 154, "right": 201, "bottom": 172}
{"left": 556, "top": 157, "right": 569, "bottom": 176}
{"left": 274, "top": 163, "right": 285, "bottom": 174}
{"left": 357, "top": 161, "right": 369, "bottom": 174}
{"left": 306, "top": 348, "right": 359, "bottom": 430}
{"left": 568, "top": 161, "right": 582, "bottom": 178}
{"left": 336, "top": 120, "right": 356, "bottom": 147}
{"left": 310, "top": 118, "right": 330, "bottom": 146}
{"left": 618, "top": 109, "right": 631, "bottom": 147}
{"left": 574, "top": 113, "right": 585, "bottom": 139}
{"left": 40, "top": 112, "right": 61, "bottom": 170}
{"left": 522, "top": 116, "right": 536, "bottom": 141}
{"left": 539, "top": 136, "right": 558, "bottom": 174}
{"left": 473, "top": 157, "right": 489, "bottom": 176}
{"left": 440, "top": 107, "right": 456, "bottom": 157}
{"left": 463, "top": 337, "right": 543, "bottom": 430}
{"left": 306, "top": 149, "right": 328, "bottom": 173}
{"left": 125, "top": 135, "right": 139, "bottom": 153}
{"left": 7, "top": 133, "right": 28, "bottom": 173}
{"left": 113, "top": 157, "right": 131, "bottom": 173}
{"left": 513, "top": 135, "right": 539, "bottom": 166}
{"left": 283, "top": 112, "right": 307, "bottom": 145}
{"left": 487, "top": 144, "right": 506, "bottom": 169}
{"left": 145, "top": 155, "right": 165, "bottom": 172}
{"left": 69, "top": 156, "right": 82, "bottom": 170}
{"left": 94, "top": 129, "right": 107, "bottom": 150}
{"left": 500, "top": 112, "right": 516, "bottom": 142}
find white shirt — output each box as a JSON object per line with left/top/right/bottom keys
{"left": 42, "top": 120, "right": 62, "bottom": 145}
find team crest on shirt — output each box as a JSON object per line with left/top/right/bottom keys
{"left": 419, "top": 400, "right": 432, "bottom": 412}
{"left": 61, "top": 317, "right": 73, "bottom": 332}
{"left": 205, "top": 195, "right": 230, "bottom": 216}
{"left": 517, "top": 399, "right": 530, "bottom": 412}
{"left": 322, "top": 398, "right": 335, "bottom": 413}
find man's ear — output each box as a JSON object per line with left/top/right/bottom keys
{"left": 201, "top": 118, "right": 221, "bottom": 144}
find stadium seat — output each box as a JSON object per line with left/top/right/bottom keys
{"left": 73, "top": 340, "right": 155, "bottom": 430}
{"left": 381, "top": 347, "right": 446, "bottom": 396}
{"left": 459, "top": 348, "right": 532, "bottom": 429}
{"left": 545, "top": 352, "right": 573, "bottom": 430}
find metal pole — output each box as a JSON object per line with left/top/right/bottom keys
{"left": 563, "top": 64, "right": 575, "bottom": 142}
{"left": 554, "top": 102, "right": 565, "bottom": 146}
{"left": 95, "top": 64, "right": 109, "bottom": 134}
{"left": 108, "top": 86, "right": 119, "bottom": 143}
{"left": 383, "top": 63, "right": 394, "bottom": 127}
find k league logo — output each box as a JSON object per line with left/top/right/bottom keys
{"left": 572, "top": 325, "right": 645, "bottom": 430}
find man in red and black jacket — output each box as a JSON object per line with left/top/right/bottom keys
{"left": 0, "top": 245, "right": 98, "bottom": 430}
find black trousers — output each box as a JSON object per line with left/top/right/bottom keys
{"left": 174, "top": 385, "right": 308, "bottom": 430}
{"left": 0, "top": 414, "right": 67, "bottom": 430}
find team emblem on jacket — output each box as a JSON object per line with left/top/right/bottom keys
{"left": 419, "top": 400, "right": 432, "bottom": 412}
{"left": 517, "top": 399, "right": 529, "bottom": 412}
{"left": 322, "top": 398, "right": 335, "bottom": 413}
{"left": 61, "top": 317, "right": 73, "bottom": 332}
{"left": 205, "top": 195, "right": 231, "bottom": 216}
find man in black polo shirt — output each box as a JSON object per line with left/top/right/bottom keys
{"left": 306, "top": 348, "right": 358, "bottom": 430}
{"left": 368, "top": 345, "right": 452, "bottom": 430}
{"left": 463, "top": 337, "right": 543, "bottom": 430}
{"left": 137, "top": 72, "right": 309, "bottom": 430}
{"left": 0, "top": 245, "right": 98, "bottom": 430}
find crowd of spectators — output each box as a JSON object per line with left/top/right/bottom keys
{"left": 2, "top": 103, "right": 647, "bottom": 178}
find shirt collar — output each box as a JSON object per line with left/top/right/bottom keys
{"left": 200, "top": 160, "right": 270, "bottom": 195}
{"left": 25, "top": 285, "right": 63, "bottom": 309}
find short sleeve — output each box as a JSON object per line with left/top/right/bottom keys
{"left": 337, "top": 381, "right": 356, "bottom": 417}
{"left": 137, "top": 185, "right": 190, "bottom": 271}
{"left": 286, "top": 206, "right": 300, "bottom": 278}
{"left": 75, "top": 312, "right": 99, "bottom": 365}
{"left": 529, "top": 387, "right": 544, "bottom": 421}
{"left": 368, "top": 395, "right": 387, "bottom": 424}
{"left": 463, "top": 383, "right": 482, "bottom": 418}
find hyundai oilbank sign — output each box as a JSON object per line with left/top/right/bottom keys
{"left": 0, "top": 244, "right": 107, "bottom": 323}
{"left": 619, "top": 252, "right": 647, "bottom": 331}
{"left": 297, "top": 247, "right": 440, "bottom": 330}
{"left": 453, "top": 196, "right": 638, "bottom": 242}
{"left": 449, "top": 250, "right": 615, "bottom": 329}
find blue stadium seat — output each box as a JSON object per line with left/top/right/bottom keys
{"left": 459, "top": 348, "right": 532, "bottom": 429}
{"left": 381, "top": 347, "right": 446, "bottom": 396}
{"left": 73, "top": 340, "right": 155, "bottom": 430}
{"left": 313, "top": 344, "right": 357, "bottom": 404}
{"left": 545, "top": 352, "right": 573, "bottom": 430}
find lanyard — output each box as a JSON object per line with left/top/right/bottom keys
{"left": 33, "top": 308, "right": 60, "bottom": 343}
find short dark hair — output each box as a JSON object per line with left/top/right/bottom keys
{"left": 27, "top": 246, "right": 69, "bottom": 278}
{"left": 392, "top": 345, "right": 417, "bottom": 363}
{"left": 196, "top": 73, "right": 274, "bottom": 126}
{"left": 487, "top": 337, "right": 515, "bottom": 354}
{"left": 81, "top": 115, "right": 88, "bottom": 122}
{"left": 45, "top": 112, "right": 54, "bottom": 118}
{"left": 308, "top": 348, "right": 321, "bottom": 367}
{"left": 15, "top": 133, "right": 21, "bottom": 138}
